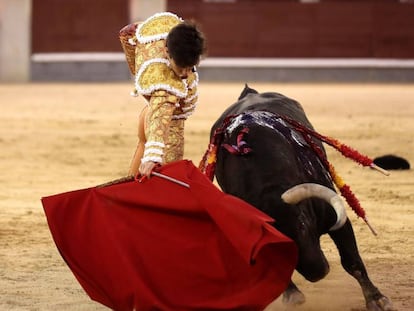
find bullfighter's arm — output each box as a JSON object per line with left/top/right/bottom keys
{"left": 141, "top": 90, "right": 178, "bottom": 165}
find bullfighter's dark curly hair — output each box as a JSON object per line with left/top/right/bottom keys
{"left": 166, "top": 21, "right": 206, "bottom": 68}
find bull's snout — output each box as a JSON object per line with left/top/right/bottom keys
{"left": 297, "top": 256, "right": 330, "bottom": 282}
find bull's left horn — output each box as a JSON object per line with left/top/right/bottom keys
{"left": 281, "top": 183, "right": 347, "bottom": 231}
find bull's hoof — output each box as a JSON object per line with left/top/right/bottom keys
{"left": 282, "top": 289, "right": 306, "bottom": 305}
{"left": 366, "top": 296, "right": 394, "bottom": 311}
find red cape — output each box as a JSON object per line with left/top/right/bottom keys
{"left": 42, "top": 160, "right": 297, "bottom": 311}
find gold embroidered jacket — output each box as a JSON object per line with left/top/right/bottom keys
{"left": 121, "top": 12, "right": 199, "bottom": 165}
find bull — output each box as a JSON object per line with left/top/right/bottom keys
{"left": 204, "top": 85, "right": 393, "bottom": 310}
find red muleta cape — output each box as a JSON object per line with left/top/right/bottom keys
{"left": 42, "top": 160, "right": 297, "bottom": 311}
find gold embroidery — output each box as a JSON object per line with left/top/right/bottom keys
{"left": 137, "top": 62, "right": 186, "bottom": 96}
{"left": 186, "top": 71, "right": 197, "bottom": 88}
{"left": 145, "top": 91, "right": 184, "bottom": 163}
{"left": 164, "top": 120, "right": 185, "bottom": 163}
{"left": 138, "top": 14, "right": 181, "bottom": 39}
{"left": 135, "top": 40, "right": 164, "bottom": 73}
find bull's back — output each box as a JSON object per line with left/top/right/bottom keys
{"left": 211, "top": 86, "right": 332, "bottom": 212}
{"left": 211, "top": 91, "right": 314, "bottom": 135}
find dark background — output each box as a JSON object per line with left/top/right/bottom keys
{"left": 32, "top": 0, "right": 414, "bottom": 59}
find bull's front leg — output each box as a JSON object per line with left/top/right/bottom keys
{"left": 328, "top": 219, "right": 394, "bottom": 311}
{"left": 282, "top": 280, "right": 305, "bottom": 305}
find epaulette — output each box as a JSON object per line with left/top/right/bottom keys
{"left": 135, "top": 59, "right": 187, "bottom": 98}
{"left": 136, "top": 12, "right": 182, "bottom": 44}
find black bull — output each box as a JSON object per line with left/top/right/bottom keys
{"left": 207, "top": 85, "right": 393, "bottom": 311}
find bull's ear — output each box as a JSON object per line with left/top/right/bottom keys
{"left": 238, "top": 83, "right": 258, "bottom": 100}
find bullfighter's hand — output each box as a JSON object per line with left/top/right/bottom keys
{"left": 139, "top": 161, "right": 159, "bottom": 178}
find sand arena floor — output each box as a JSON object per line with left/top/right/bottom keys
{"left": 0, "top": 82, "right": 413, "bottom": 310}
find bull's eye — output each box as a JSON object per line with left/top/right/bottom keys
{"left": 299, "top": 221, "right": 306, "bottom": 231}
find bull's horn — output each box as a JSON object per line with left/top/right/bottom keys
{"left": 281, "top": 183, "right": 347, "bottom": 231}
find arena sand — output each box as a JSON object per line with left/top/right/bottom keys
{"left": 0, "top": 82, "right": 412, "bottom": 310}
